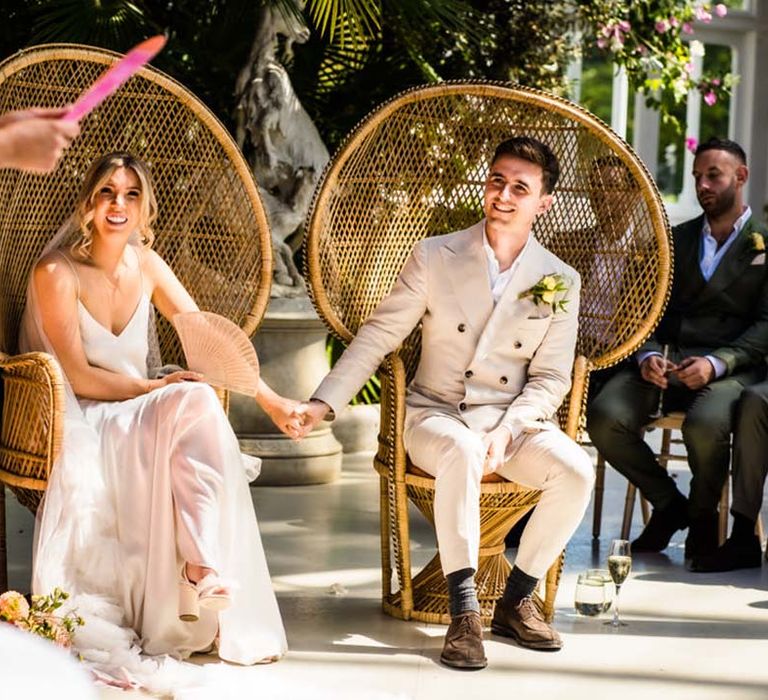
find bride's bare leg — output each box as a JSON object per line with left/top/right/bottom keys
{"left": 185, "top": 563, "right": 229, "bottom": 596}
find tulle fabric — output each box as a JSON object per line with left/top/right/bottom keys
{"left": 18, "top": 239, "right": 286, "bottom": 695}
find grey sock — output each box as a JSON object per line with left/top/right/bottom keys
{"left": 446, "top": 567, "right": 479, "bottom": 617}
{"left": 501, "top": 565, "right": 538, "bottom": 607}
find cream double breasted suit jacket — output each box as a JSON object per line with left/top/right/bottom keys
{"left": 313, "top": 220, "right": 594, "bottom": 577}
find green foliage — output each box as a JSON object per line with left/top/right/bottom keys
{"left": 575, "top": 1, "right": 736, "bottom": 133}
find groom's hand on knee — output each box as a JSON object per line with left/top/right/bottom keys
{"left": 482, "top": 426, "right": 511, "bottom": 473}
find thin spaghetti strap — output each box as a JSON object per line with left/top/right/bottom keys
{"left": 132, "top": 245, "right": 146, "bottom": 294}
{"left": 56, "top": 251, "right": 81, "bottom": 299}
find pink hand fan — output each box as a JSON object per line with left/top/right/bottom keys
{"left": 173, "top": 311, "right": 260, "bottom": 397}
{"left": 64, "top": 35, "right": 167, "bottom": 122}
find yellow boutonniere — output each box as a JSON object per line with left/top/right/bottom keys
{"left": 751, "top": 232, "right": 766, "bottom": 252}
{"left": 519, "top": 273, "right": 570, "bottom": 313}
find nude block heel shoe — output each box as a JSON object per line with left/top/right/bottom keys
{"left": 179, "top": 576, "right": 200, "bottom": 622}
{"left": 196, "top": 572, "right": 232, "bottom": 613}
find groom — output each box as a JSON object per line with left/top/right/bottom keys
{"left": 295, "top": 137, "right": 593, "bottom": 669}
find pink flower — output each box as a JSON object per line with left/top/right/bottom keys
{"left": 684, "top": 62, "right": 694, "bottom": 74}
{"left": 682, "top": 22, "right": 694, "bottom": 34}
{"left": 685, "top": 136, "right": 698, "bottom": 153}
{"left": 597, "top": 37, "right": 608, "bottom": 49}
{"left": 669, "top": 16, "right": 680, "bottom": 28}
{"left": 704, "top": 91, "right": 717, "bottom": 106}
{"left": 655, "top": 19, "right": 670, "bottom": 33}
{"left": 695, "top": 7, "right": 713, "bottom": 23}
{"left": 0, "top": 591, "right": 30, "bottom": 623}
{"left": 715, "top": 4, "right": 728, "bottom": 17}
{"left": 711, "top": 77, "right": 721, "bottom": 86}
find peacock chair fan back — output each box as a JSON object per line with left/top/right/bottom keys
{"left": 0, "top": 44, "right": 272, "bottom": 366}
{"left": 305, "top": 82, "right": 672, "bottom": 392}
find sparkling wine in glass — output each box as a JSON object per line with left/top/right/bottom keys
{"left": 605, "top": 539, "right": 631, "bottom": 627}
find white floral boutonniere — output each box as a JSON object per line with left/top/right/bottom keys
{"left": 519, "top": 273, "right": 570, "bottom": 313}
{"left": 751, "top": 232, "right": 765, "bottom": 252}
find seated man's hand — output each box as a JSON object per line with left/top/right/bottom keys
{"left": 672, "top": 356, "right": 715, "bottom": 390}
{"left": 640, "top": 354, "right": 678, "bottom": 389}
{"left": 293, "top": 399, "right": 331, "bottom": 439}
{"left": 482, "top": 426, "right": 512, "bottom": 474}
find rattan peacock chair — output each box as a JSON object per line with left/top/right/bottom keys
{"left": 304, "top": 82, "right": 672, "bottom": 624}
{"left": 0, "top": 44, "right": 272, "bottom": 591}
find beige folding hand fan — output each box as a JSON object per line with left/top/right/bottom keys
{"left": 173, "top": 311, "right": 260, "bottom": 396}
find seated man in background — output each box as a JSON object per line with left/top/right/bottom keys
{"left": 692, "top": 383, "right": 767, "bottom": 572}
{"left": 588, "top": 137, "right": 768, "bottom": 561}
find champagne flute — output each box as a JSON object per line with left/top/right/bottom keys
{"left": 605, "top": 539, "right": 631, "bottom": 627}
{"left": 649, "top": 344, "right": 669, "bottom": 420}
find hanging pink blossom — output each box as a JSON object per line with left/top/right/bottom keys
{"left": 715, "top": 4, "right": 728, "bottom": 17}
{"left": 682, "top": 22, "right": 694, "bottom": 34}
{"left": 704, "top": 91, "right": 717, "bottom": 106}
{"left": 655, "top": 19, "right": 670, "bottom": 33}
{"left": 685, "top": 137, "right": 698, "bottom": 153}
{"left": 669, "top": 16, "right": 680, "bottom": 28}
{"left": 695, "top": 7, "right": 713, "bottom": 23}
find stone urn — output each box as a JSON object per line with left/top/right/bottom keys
{"left": 332, "top": 403, "right": 380, "bottom": 455}
{"left": 228, "top": 296, "right": 342, "bottom": 485}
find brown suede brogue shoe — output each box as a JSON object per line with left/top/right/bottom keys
{"left": 491, "top": 596, "right": 563, "bottom": 651}
{"left": 439, "top": 610, "right": 487, "bottom": 670}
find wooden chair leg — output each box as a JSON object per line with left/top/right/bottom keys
{"left": 592, "top": 454, "right": 606, "bottom": 539}
{"left": 0, "top": 484, "right": 7, "bottom": 593}
{"left": 621, "top": 482, "right": 636, "bottom": 540}
{"left": 718, "top": 480, "right": 729, "bottom": 546}
{"left": 640, "top": 495, "right": 651, "bottom": 525}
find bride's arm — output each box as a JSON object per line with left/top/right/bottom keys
{"left": 144, "top": 249, "right": 303, "bottom": 434}
{"left": 33, "top": 256, "right": 183, "bottom": 400}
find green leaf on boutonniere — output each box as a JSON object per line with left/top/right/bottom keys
{"left": 519, "top": 273, "right": 570, "bottom": 313}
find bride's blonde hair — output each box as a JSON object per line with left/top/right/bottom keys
{"left": 70, "top": 152, "right": 157, "bottom": 259}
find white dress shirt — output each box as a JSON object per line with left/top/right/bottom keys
{"left": 482, "top": 226, "right": 531, "bottom": 304}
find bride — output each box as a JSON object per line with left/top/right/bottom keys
{"left": 20, "top": 152, "right": 297, "bottom": 687}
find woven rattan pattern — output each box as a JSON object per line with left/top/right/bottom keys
{"left": 0, "top": 45, "right": 272, "bottom": 504}
{"left": 304, "top": 82, "right": 673, "bottom": 624}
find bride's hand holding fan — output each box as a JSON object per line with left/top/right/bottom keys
{"left": 173, "top": 311, "right": 303, "bottom": 438}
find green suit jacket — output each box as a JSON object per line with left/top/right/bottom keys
{"left": 640, "top": 214, "right": 768, "bottom": 376}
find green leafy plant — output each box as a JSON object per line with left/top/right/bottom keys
{"left": 0, "top": 588, "right": 84, "bottom": 649}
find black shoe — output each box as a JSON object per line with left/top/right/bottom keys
{"left": 631, "top": 497, "right": 688, "bottom": 553}
{"left": 684, "top": 514, "right": 719, "bottom": 560}
{"left": 690, "top": 535, "right": 762, "bottom": 572}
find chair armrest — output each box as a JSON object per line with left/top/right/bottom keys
{"left": 0, "top": 351, "right": 66, "bottom": 489}
{"left": 374, "top": 351, "right": 408, "bottom": 482}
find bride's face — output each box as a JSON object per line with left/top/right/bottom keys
{"left": 90, "top": 167, "right": 143, "bottom": 239}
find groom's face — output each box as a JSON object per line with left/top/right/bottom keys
{"left": 483, "top": 155, "right": 553, "bottom": 233}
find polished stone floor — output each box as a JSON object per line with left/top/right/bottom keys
{"left": 5, "top": 443, "right": 768, "bottom": 699}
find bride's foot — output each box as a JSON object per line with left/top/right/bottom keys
{"left": 179, "top": 563, "right": 233, "bottom": 622}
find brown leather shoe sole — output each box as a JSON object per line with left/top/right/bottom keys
{"left": 439, "top": 652, "right": 488, "bottom": 670}
{"left": 490, "top": 621, "right": 563, "bottom": 651}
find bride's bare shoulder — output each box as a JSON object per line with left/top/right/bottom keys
{"left": 32, "top": 250, "right": 78, "bottom": 294}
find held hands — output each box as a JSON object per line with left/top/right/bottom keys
{"left": 640, "top": 354, "right": 715, "bottom": 390}
{"left": 291, "top": 400, "right": 331, "bottom": 440}
{"left": 482, "top": 426, "right": 512, "bottom": 474}
{"left": 0, "top": 108, "right": 80, "bottom": 172}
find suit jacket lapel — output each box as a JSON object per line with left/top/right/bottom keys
{"left": 699, "top": 216, "right": 758, "bottom": 301}
{"left": 440, "top": 221, "right": 494, "bottom": 331}
{"left": 473, "top": 237, "right": 554, "bottom": 358}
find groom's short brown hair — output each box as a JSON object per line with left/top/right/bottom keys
{"left": 491, "top": 137, "right": 560, "bottom": 194}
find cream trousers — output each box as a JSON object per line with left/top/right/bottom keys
{"left": 404, "top": 412, "right": 594, "bottom": 578}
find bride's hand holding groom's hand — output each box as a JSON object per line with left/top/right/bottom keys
{"left": 291, "top": 400, "right": 330, "bottom": 440}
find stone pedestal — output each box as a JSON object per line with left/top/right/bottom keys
{"left": 229, "top": 296, "right": 342, "bottom": 486}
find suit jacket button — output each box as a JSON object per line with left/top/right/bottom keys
{"left": 459, "top": 402, "right": 467, "bottom": 411}
{"left": 500, "top": 376, "right": 508, "bottom": 385}
{"left": 464, "top": 370, "right": 473, "bottom": 378}
{"left": 513, "top": 341, "right": 522, "bottom": 349}
{"left": 458, "top": 323, "right": 466, "bottom": 332}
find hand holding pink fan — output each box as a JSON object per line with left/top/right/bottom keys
{"left": 63, "top": 35, "right": 167, "bottom": 122}
{"left": 173, "top": 311, "right": 260, "bottom": 397}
